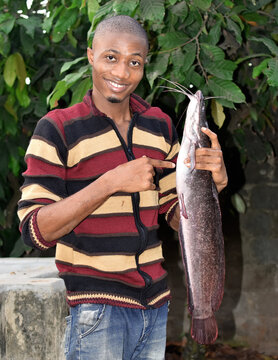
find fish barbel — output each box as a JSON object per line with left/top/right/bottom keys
{"left": 176, "top": 89, "right": 225, "bottom": 344}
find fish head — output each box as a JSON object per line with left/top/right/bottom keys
{"left": 184, "top": 91, "right": 204, "bottom": 143}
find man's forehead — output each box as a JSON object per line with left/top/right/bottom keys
{"left": 93, "top": 31, "right": 148, "bottom": 53}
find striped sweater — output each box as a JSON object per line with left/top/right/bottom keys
{"left": 18, "top": 91, "right": 180, "bottom": 309}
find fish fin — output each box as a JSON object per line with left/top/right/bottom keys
{"left": 178, "top": 222, "right": 194, "bottom": 315}
{"left": 180, "top": 194, "right": 188, "bottom": 219}
{"left": 191, "top": 315, "right": 218, "bottom": 345}
{"left": 211, "top": 180, "right": 225, "bottom": 312}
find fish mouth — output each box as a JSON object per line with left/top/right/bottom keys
{"left": 195, "top": 90, "right": 203, "bottom": 101}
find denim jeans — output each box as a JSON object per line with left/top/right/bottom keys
{"left": 64, "top": 302, "right": 168, "bottom": 360}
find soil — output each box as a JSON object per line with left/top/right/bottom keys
{"left": 165, "top": 341, "right": 278, "bottom": 360}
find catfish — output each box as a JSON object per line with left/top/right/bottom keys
{"left": 175, "top": 86, "right": 225, "bottom": 344}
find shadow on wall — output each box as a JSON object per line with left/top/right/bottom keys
{"left": 216, "top": 143, "right": 245, "bottom": 341}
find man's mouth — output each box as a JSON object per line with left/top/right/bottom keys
{"left": 106, "top": 80, "right": 127, "bottom": 91}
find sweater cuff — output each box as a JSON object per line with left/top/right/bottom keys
{"left": 29, "top": 208, "right": 58, "bottom": 250}
{"left": 165, "top": 200, "right": 179, "bottom": 225}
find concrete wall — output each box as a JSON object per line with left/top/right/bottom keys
{"left": 232, "top": 157, "right": 278, "bottom": 354}
{"left": 0, "top": 258, "right": 67, "bottom": 360}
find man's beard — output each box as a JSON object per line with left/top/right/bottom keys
{"left": 107, "top": 96, "right": 122, "bottom": 103}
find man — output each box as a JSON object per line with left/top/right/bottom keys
{"left": 18, "top": 15, "right": 227, "bottom": 360}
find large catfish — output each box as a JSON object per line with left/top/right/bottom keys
{"left": 176, "top": 89, "right": 225, "bottom": 345}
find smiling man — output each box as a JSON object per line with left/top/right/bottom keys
{"left": 18, "top": 15, "right": 227, "bottom": 360}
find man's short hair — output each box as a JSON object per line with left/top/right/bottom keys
{"left": 93, "top": 15, "right": 149, "bottom": 51}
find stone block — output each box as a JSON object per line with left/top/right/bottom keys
{"left": 0, "top": 258, "right": 67, "bottom": 360}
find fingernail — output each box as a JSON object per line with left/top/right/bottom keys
{"left": 201, "top": 127, "right": 207, "bottom": 131}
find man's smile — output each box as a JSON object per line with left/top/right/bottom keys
{"left": 105, "top": 79, "right": 128, "bottom": 92}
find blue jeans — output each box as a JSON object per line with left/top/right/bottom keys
{"left": 64, "top": 302, "right": 168, "bottom": 360}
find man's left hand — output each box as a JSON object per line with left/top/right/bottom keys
{"left": 184, "top": 127, "right": 228, "bottom": 193}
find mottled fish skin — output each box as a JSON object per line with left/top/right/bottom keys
{"left": 176, "top": 90, "right": 225, "bottom": 345}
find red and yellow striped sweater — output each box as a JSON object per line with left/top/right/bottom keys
{"left": 18, "top": 91, "right": 180, "bottom": 309}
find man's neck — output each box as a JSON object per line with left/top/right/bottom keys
{"left": 92, "top": 92, "right": 132, "bottom": 125}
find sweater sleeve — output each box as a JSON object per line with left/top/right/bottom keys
{"left": 17, "top": 113, "right": 68, "bottom": 250}
{"left": 158, "top": 118, "right": 180, "bottom": 224}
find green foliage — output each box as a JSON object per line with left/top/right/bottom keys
{"left": 0, "top": 0, "right": 277, "bottom": 256}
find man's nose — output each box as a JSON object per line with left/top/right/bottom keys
{"left": 111, "top": 61, "right": 130, "bottom": 79}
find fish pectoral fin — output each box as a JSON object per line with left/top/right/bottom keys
{"left": 180, "top": 194, "right": 188, "bottom": 219}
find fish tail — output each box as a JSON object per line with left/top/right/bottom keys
{"left": 191, "top": 315, "right": 218, "bottom": 345}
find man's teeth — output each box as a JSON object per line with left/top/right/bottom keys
{"left": 109, "top": 81, "right": 125, "bottom": 88}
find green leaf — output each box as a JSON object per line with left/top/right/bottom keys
{"left": 171, "top": 43, "right": 196, "bottom": 79}
{"left": 250, "top": 37, "right": 278, "bottom": 56}
{"left": 231, "top": 193, "right": 246, "bottom": 214}
{"left": 42, "top": 6, "right": 63, "bottom": 34}
{"left": 211, "top": 99, "right": 225, "bottom": 128}
{"left": 4, "top": 94, "right": 18, "bottom": 121}
{"left": 140, "top": 0, "right": 165, "bottom": 22}
{"left": 208, "top": 77, "right": 245, "bottom": 103}
{"left": 70, "top": 77, "right": 92, "bottom": 106}
{"left": 52, "top": 8, "right": 79, "bottom": 43}
{"left": 4, "top": 54, "right": 17, "bottom": 87}
{"left": 3, "top": 109, "right": 17, "bottom": 135}
{"left": 14, "top": 53, "right": 27, "bottom": 90}
{"left": 0, "top": 13, "right": 15, "bottom": 34}
{"left": 194, "top": 0, "right": 212, "bottom": 11}
{"left": 48, "top": 80, "right": 68, "bottom": 108}
{"left": 20, "top": 27, "right": 35, "bottom": 57}
{"left": 230, "top": 14, "right": 244, "bottom": 31}
{"left": 91, "top": 1, "right": 114, "bottom": 28}
{"left": 113, "top": 0, "right": 139, "bottom": 15}
{"left": 204, "top": 59, "right": 237, "bottom": 80}
{"left": 158, "top": 31, "right": 188, "bottom": 51}
{"left": 200, "top": 43, "right": 225, "bottom": 61}
{"left": 146, "top": 53, "right": 170, "bottom": 88}
{"left": 16, "top": 84, "right": 30, "bottom": 108}
{"left": 8, "top": 155, "right": 20, "bottom": 177}
{"left": 67, "top": 29, "right": 77, "bottom": 48}
{"left": 87, "top": 0, "right": 100, "bottom": 22}
{"left": 242, "top": 11, "right": 268, "bottom": 25}
{"left": 252, "top": 58, "right": 269, "bottom": 78}
{"left": 226, "top": 18, "right": 242, "bottom": 45}
{"left": 60, "top": 57, "right": 87, "bottom": 74}
{"left": 170, "top": 1, "right": 188, "bottom": 19}
{"left": 0, "top": 32, "right": 10, "bottom": 56}
{"left": 17, "top": 16, "right": 41, "bottom": 39}
{"left": 207, "top": 20, "right": 221, "bottom": 45}
{"left": 63, "top": 67, "right": 89, "bottom": 85}
{"left": 264, "top": 58, "right": 278, "bottom": 86}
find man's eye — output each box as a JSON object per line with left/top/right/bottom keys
{"left": 106, "top": 55, "right": 116, "bottom": 61}
{"left": 131, "top": 60, "right": 140, "bottom": 67}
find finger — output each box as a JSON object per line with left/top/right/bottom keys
{"left": 148, "top": 158, "right": 176, "bottom": 169}
{"left": 196, "top": 149, "right": 222, "bottom": 160}
{"left": 201, "top": 127, "right": 221, "bottom": 150}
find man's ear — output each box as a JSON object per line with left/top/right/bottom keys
{"left": 87, "top": 47, "right": 94, "bottom": 65}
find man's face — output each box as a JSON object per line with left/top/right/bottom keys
{"left": 88, "top": 32, "right": 148, "bottom": 104}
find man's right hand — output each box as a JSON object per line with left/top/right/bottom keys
{"left": 108, "top": 156, "right": 176, "bottom": 193}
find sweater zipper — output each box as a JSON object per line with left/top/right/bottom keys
{"left": 105, "top": 114, "right": 153, "bottom": 307}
